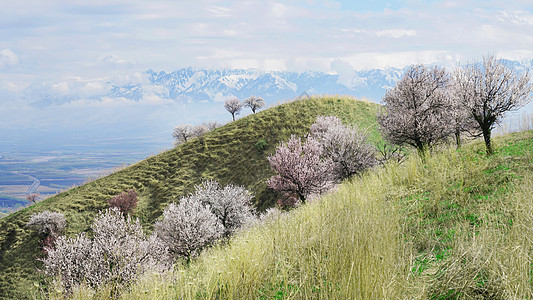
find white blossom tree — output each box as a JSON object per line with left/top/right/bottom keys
{"left": 454, "top": 55, "right": 533, "bottom": 154}
{"left": 190, "top": 180, "right": 256, "bottom": 237}
{"left": 26, "top": 211, "right": 66, "bottom": 237}
{"left": 244, "top": 96, "right": 265, "bottom": 114}
{"left": 224, "top": 97, "right": 243, "bottom": 121}
{"left": 41, "top": 208, "right": 169, "bottom": 293}
{"left": 154, "top": 198, "right": 223, "bottom": 260}
{"left": 267, "top": 135, "right": 335, "bottom": 203}
{"left": 378, "top": 64, "right": 455, "bottom": 154}
{"left": 310, "top": 115, "right": 377, "bottom": 179}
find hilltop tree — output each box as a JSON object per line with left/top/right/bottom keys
{"left": 172, "top": 124, "right": 195, "bottom": 146}
{"left": 378, "top": 64, "right": 454, "bottom": 154}
{"left": 172, "top": 122, "right": 222, "bottom": 146}
{"left": 310, "top": 115, "right": 377, "bottom": 179}
{"left": 244, "top": 96, "right": 265, "bottom": 113}
{"left": 224, "top": 97, "right": 243, "bottom": 121}
{"left": 455, "top": 55, "right": 533, "bottom": 154}
{"left": 267, "top": 135, "right": 335, "bottom": 203}
{"left": 26, "top": 193, "right": 39, "bottom": 204}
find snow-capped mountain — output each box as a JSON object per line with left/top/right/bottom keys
{"left": 110, "top": 67, "right": 405, "bottom": 104}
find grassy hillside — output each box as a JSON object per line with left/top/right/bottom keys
{"left": 67, "top": 130, "right": 533, "bottom": 299}
{"left": 0, "top": 96, "right": 381, "bottom": 299}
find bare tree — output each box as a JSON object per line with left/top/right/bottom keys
{"left": 173, "top": 122, "right": 221, "bottom": 146}
{"left": 244, "top": 96, "right": 265, "bottom": 114}
{"left": 172, "top": 124, "right": 195, "bottom": 146}
{"left": 26, "top": 193, "right": 39, "bottom": 204}
{"left": 267, "top": 135, "right": 335, "bottom": 203}
{"left": 310, "top": 115, "right": 377, "bottom": 179}
{"left": 108, "top": 189, "right": 138, "bottom": 215}
{"left": 455, "top": 55, "right": 533, "bottom": 154}
{"left": 378, "top": 64, "right": 455, "bottom": 154}
{"left": 224, "top": 97, "right": 243, "bottom": 121}
{"left": 204, "top": 121, "right": 222, "bottom": 131}
{"left": 190, "top": 180, "right": 256, "bottom": 237}
{"left": 192, "top": 123, "right": 210, "bottom": 137}
{"left": 154, "top": 198, "right": 223, "bottom": 260}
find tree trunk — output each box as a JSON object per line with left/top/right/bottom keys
{"left": 482, "top": 126, "right": 493, "bottom": 155}
{"left": 455, "top": 128, "right": 461, "bottom": 149}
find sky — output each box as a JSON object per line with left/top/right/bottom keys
{"left": 1, "top": 0, "right": 533, "bottom": 150}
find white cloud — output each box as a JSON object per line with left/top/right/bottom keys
{"left": 375, "top": 29, "right": 416, "bottom": 38}
{"left": 0, "top": 49, "right": 20, "bottom": 68}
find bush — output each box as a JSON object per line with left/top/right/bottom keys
{"left": 108, "top": 189, "right": 138, "bottom": 215}
{"left": 255, "top": 139, "right": 268, "bottom": 151}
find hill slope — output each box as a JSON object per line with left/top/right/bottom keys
{"left": 0, "top": 96, "right": 381, "bottom": 299}
{"left": 80, "top": 130, "right": 532, "bottom": 299}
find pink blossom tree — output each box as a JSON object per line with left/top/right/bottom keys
{"left": 310, "top": 115, "right": 377, "bottom": 179}
{"left": 267, "top": 135, "right": 335, "bottom": 203}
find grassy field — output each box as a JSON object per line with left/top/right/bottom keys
{"left": 60, "top": 130, "right": 533, "bottom": 299}
{"left": 0, "top": 96, "right": 381, "bottom": 299}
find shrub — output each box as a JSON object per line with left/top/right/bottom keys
{"left": 255, "top": 139, "right": 268, "bottom": 151}
{"left": 108, "top": 189, "right": 138, "bottom": 215}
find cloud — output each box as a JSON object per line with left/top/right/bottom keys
{"left": 98, "top": 55, "right": 134, "bottom": 69}
{"left": 375, "top": 29, "right": 416, "bottom": 38}
{"left": 0, "top": 49, "right": 20, "bottom": 68}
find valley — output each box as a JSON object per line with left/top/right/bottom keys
{"left": 0, "top": 141, "right": 168, "bottom": 217}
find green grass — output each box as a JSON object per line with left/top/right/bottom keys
{"left": 65, "top": 130, "right": 533, "bottom": 299}
{"left": 0, "top": 96, "right": 381, "bottom": 299}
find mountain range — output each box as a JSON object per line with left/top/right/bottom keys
{"left": 108, "top": 67, "right": 404, "bottom": 103}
